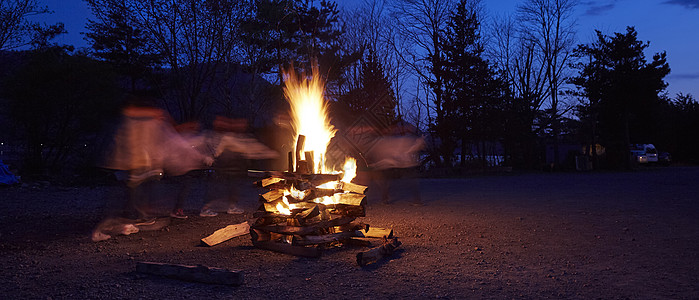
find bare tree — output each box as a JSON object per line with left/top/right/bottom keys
{"left": 387, "top": 0, "right": 455, "bottom": 165}
{"left": 0, "top": 0, "right": 59, "bottom": 50}
{"left": 517, "top": 0, "right": 578, "bottom": 166}
{"left": 340, "top": 0, "right": 411, "bottom": 119}
{"left": 489, "top": 13, "right": 548, "bottom": 111}
{"left": 86, "top": 0, "right": 246, "bottom": 122}
{"left": 133, "top": 0, "right": 244, "bottom": 121}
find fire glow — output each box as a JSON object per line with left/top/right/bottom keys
{"left": 283, "top": 65, "right": 337, "bottom": 174}
{"left": 249, "top": 64, "right": 379, "bottom": 260}
{"left": 276, "top": 66, "right": 359, "bottom": 213}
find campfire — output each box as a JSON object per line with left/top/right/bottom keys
{"left": 249, "top": 66, "right": 398, "bottom": 260}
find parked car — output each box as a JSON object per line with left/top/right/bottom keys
{"left": 630, "top": 144, "right": 658, "bottom": 164}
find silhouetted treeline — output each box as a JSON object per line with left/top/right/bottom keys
{"left": 1, "top": 0, "right": 697, "bottom": 179}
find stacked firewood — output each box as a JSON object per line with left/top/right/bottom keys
{"left": 250, "top": 135, "right": 397, "bottom": 258}
{"left": 250, "top": 171, "right": 374, "bottom": 257}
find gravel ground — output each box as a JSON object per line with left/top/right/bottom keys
{"left": 1, "top": 166, "right": 698, "bottom": 299}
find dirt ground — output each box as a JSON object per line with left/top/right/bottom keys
{"left": 1, "top": 166, "right": 698, "bottom": 299}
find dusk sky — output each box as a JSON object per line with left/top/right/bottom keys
{"left": 33, "top": 0, "right": 699, "bottom": 99}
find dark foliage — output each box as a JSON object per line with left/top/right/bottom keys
{"left": 570, "top": 27, "right": 670, "bottom": 169}
{"left": 2, "top": 46, "right": 122, "bottom": 175}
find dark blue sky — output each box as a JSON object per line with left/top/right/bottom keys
{"left": 32, "top": 0, "right": 699, "bottom": 98}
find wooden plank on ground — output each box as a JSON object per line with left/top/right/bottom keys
{"left": 201, "top": 222, "right": 250, "bottom": 246}
{"left": 356, "top": 238, "right": 402, "bottom": 267}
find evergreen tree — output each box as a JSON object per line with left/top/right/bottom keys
{"left": 438, "top": 0, "right": 506, "bottom": 167}
{"left": 337, "top": 49, "right": 397, "bottom": 127}
{"left": 571, "top": 27, "right": 670, "bottom": 168}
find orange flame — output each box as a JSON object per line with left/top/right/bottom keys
{"left": 283, "top": 64, "right": 336, "bottom": 173}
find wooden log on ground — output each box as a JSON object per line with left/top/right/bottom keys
{"left": 201, "top": 222, "right": 250, "bottom": 246}
{"left": 252, "top": 240, "right": 320, "bottom": 258}
{"left": 356, "top": 238, "right": 402, "bottom": 267}
{"left": 136, "top": 261, "right": 243, "bottom": 286}
{"left": 359, "top": 227, "right": 393, "bottom": 239}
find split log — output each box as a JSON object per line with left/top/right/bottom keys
{"left": 252, "top": 240, "right": 320, "bottom": 258}
{"left": 295, "top": 204, "right": 320, "bottom": 220}
{"left": 295, "top": 135, "right": 307, "bottom": 174}
{"left": 305, "top": 151, "right": 314, "bottom": 174}
{"left": 334, "top": 222, "right": 369, "bottom": 233}
{"left": 201, "top": 222, "right": 250, "bottom": 246}
{"left": 293, "top": 230, "right": 363, "bottom": 246}
{"left": 327, "top": 204, "right": 365, "bottom": 217}
{"left": 335, "top": 193, "right": 366, "bottom": 206}
{"left": 136, "top": 261, "right": 243, "bottom": 286}
{"left": 306, "top": 174, "right": 342, "bottom": 186}
{"left": 250, "top": 228, "right": 271, "bottom": 242}
{"left": 262, "top": 201, "right": 286, "bottom": 214}
{"left": 359, "top": 227, "right": 393, "bottom": 239}
{"left": 253, "top": 215, "right": 356, "bottom": 235}
{"left": 356, "top": 238, "right": 402, "bottom": 267}
{"left": 252, "top": 213, "right": 289, "bottom": 226}
{"left": 259, "top": 177, "right": 284, "bottom": 188}
{"left": 310, "top": 188, "right": 338, "bottom": 198}
{"left": 260, "top": 190, "right": 284, "bottom": 202}
{"left": 339, "top": 182, "right": 368, "bottom": 194}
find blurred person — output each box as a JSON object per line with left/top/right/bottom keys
{"left": 200, "top": 116, "right": 278, "bottom": 217}
{"left": 167, "top": 120, "right": 208, "bottom": 219}
{"left": 94, "top": 95, "right": 212, "bottom": 240}
{"left": 102, "top": 97, "right": 167, "bottom": 220}
{"left": 366, "top": 123, "right": 425, "bottom": 205}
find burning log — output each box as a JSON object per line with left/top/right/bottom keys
{"left": 136, "top": 261, "right": 243, "bottom": 286}
{"left": 356, "top": 238, "right": 402, "bottom": 267}
{"left": 201, "top": 222, "right": 250, "bottom": 247}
